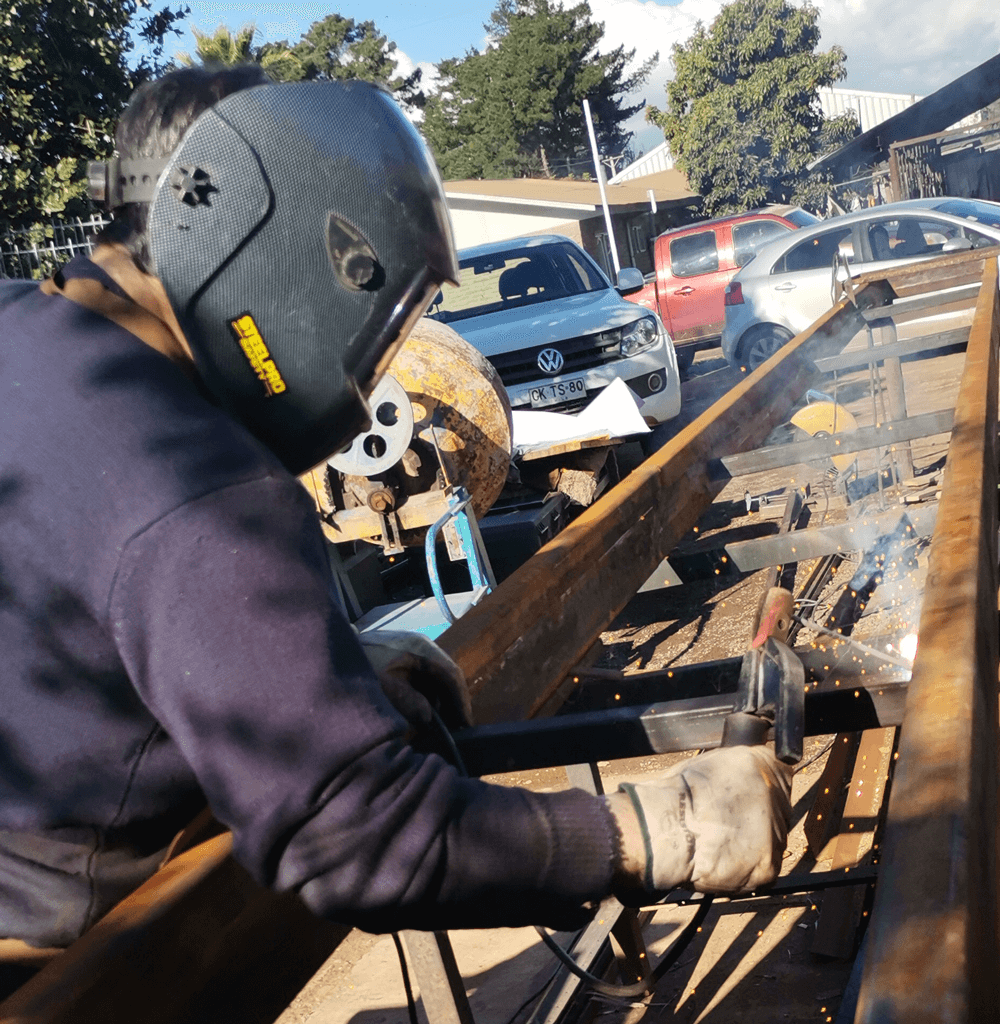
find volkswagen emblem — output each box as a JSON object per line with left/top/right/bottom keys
{"left": 537, "top": 347, "right": 564, "bottom": 375}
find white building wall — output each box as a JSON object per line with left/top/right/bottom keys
{"left": 445, "top": 202, "right": 589, "bottom": 249}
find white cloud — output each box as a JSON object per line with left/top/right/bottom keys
{"left": 587, "top": 0, "right": 727, "bottom": 155}
{"left": 587, "top": 0, "right": 1000, "bottom": 160}
{"left": 813, "top": 0, "right": 1000, "bottom": 95}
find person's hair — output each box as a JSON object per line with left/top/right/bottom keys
{"left": 95, "top": 64, "right": 271, "bottom": 269}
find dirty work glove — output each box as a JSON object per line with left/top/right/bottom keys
{"left": 607, "top": 746, "right": 792, "bottom": 900}
{"left": 356, "top": 628, "right": 473, "bottom": 731}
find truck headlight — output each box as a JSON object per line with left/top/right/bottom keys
{"left": 620, "top": 316, "right": 659, "bottom": 357}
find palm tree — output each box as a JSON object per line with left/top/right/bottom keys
{"left": 175, "top": 23, "right": 301, "bottom": 81}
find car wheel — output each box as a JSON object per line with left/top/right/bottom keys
{"left": 675, "top": 347, "right": 694, "bottom": 374}
{"left": 742, "top": 326, "right": 794, "bottom": 371}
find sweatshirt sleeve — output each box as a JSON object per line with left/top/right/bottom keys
{"left": 108, "top": 473, "right": 618, "bottom": 932}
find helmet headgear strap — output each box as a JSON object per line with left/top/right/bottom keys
{"left": 87, "top": 157, "right": 168, "bottom": 210}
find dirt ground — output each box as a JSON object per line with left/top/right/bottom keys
{"left": 276, "top": 332, "right": 965, "bottom": 1024}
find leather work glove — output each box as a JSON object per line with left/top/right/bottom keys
{"left": 607, "top": 746, "right": 793, "bottom": 900}
{"left": 356, "top": 628, "right": 473, "bottom": 731}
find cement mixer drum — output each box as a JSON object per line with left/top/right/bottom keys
{"left": 302, "top": 317, "right": 513, "bottom": 549}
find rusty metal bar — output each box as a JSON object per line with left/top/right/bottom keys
{"left": 855, "top": 257, "right": 1000, "bottom": 1023}
{"left": 0, "top": 834, "right": 351, "bottom": 1024}
{"left": 443, "top": 287, "right": 894, "bottom": 724}
{"left": 401, "top": 931, "right": 476, "bottom": 1024}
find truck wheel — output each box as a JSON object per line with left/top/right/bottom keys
{"left": 675, "top": 348, "right": 694, "bottom": 374}
{"left": 742, "top": 326, "right": 794, "bottom": 372}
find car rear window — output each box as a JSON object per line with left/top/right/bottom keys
{"left": 733, "top": 219, "right": 792, "bottom": 267}
{"left": 428, "top": 241, "right": 608, "bottom": 324}
{"left": 670, "top": 230, "right": 719, "bottom": 277}
{"left": 931, "top": 199, "right": 1000, "bottom": 228}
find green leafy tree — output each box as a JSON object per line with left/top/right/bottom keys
{"left": 0, "top": 0, "right": 187, "bottom": 232}
{"left": 1, "top": 0, "right": 187, "bottom": 232}
{"left": 646, "top": 0, "right": 858, "bottom": 214}
{"left": 422, "top": 0, "right": 655, "bottom": 180}
{"left": 176, "top": 23, "right": 301, "bottom": 81}
{"left": 288, "top": 15, "right": 424, "bottom": 109}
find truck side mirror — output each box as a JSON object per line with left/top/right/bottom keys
{"left": 616, "top": 267, "right": 644, "bottom": 295}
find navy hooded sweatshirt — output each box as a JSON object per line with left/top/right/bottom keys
{"left": 0, "top": 259, "right": 618, "bottom": 947}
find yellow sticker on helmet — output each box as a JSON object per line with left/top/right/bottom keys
{"left": 230, "top": 313, "right": 287, "bottom": 396}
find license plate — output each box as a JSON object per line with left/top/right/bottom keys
{"left": 529, "top": 376, "right": 586, "bottom": 408}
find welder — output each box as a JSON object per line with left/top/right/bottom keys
{"left": 0, "top": 65, "right": 792, "bottom": 956}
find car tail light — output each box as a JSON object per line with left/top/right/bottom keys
{"left": 725, "top": 282, "right": 744, "bottom": 305}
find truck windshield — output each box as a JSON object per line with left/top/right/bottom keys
{"left": 785, "top": 208, "right": 820, "bottom": 228}
{"left": 428, "top": 241, "right": 609, "bottom": 324}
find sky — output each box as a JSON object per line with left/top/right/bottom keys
{"left": 162, "top": 0, "right": 1000, "bottom": 157}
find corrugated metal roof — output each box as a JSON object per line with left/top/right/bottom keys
{"left": 818, "top": 87, "right": 922, "bottom": 133}
{"left": 607, "top": 88, "right": 923, "bottom": 186}
{"left": 444, "top": 169, "right": 697, "bottom": 208}
{"left": 608, "top": 142, "right": 675, "bottom": 182}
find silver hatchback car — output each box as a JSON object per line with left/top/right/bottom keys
{"left": 721, "top": 197, "right": 1000, "bottom": 371}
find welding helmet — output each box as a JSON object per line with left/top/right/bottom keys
{"left": 90, "top": 81, "right": 458, "bottom": 475}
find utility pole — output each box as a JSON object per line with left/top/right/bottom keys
{"left": 582, "top": 97, "right": 621, "bottom": 277}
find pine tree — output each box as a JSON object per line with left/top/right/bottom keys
{"left": 422, "top": 0, "right": 655, "bottom": 179}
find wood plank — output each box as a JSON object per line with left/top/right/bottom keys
{"left": 815, "top": 329, "right": 969, "bottom": 372}
{"left": 443, "top": 288, "right": 890, "bottom": 724}
{"left": 855, "top": 258, "right": 1000, "bottom": 1022}
{"left": 720, "top": 409, "right": 954, "bottom": 477}
{"left": 850, "top": 247, "right": 1000, "bottom": 298}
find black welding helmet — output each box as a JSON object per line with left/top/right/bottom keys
{"left": 94, "top": 81, "right": 458, "bottom": 475}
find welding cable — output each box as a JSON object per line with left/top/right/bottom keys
{"left": 391, "top": 932, "right": 420, "bottom": 1024}
{"left": 428, "top": 705, "right": 469, "bottom": 777}
{"left": 533, "top": 894, "right": 714, "bottom": 1000}
{"left": 501, "top": 963, "right": 565, "bottom": 1024}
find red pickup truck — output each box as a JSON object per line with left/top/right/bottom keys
{"left": 628, "top": 206, "right": 818, "bottom": 369}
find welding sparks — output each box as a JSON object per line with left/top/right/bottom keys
{"left": 899, "top": 632, "right": 918, "bottom": 662}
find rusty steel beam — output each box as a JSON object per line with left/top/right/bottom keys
{"left": 855, "top": 258, "right": 1000, "bottom": 1023}
{"left": 0, "top": 834, "right": 351, "bottom": 1024}
{"left": 443, "top": 285, "right": 894, "bottom": 724}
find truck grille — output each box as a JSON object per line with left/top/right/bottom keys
{"left": 487, "top": 330, "right": 621, "bottom": 387}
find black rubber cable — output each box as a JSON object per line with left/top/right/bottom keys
{"left": 533, "top": 894, "right": 714, "bottom": 1000}
{"left": 501, "top": 963, "right": 564, "bottom": 1024}
{"left": 391, "top": 931, "right": 421, "bottom": 1024}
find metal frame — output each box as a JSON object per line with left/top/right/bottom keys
{"left": 854, "top": 258, "right": 1000, "bottom": 1022}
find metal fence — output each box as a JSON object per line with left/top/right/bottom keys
{"left": 0, "top": 214, "right": 109, "bottom": 280}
